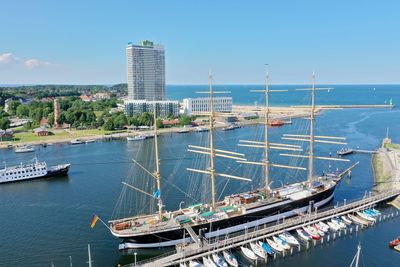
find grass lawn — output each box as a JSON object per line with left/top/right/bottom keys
{"left": 3, "top": 128, "right": 124, "bottom": 143}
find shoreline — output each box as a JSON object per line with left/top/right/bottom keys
{"left": 1, "top": 105, "right": 311, "bottom": 149}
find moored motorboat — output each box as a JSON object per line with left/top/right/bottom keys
{"left": 327, "top": 221, "right": 340, "bottom": 232}
{"left": 312, "top": 224, "right": 325, "bottom": 236}
{"left": 278, "top": 232, "right": 300, "bottom": 246}
{"left": 273, "top": 236, "right": 291, "bottom": 250}
{"left": 356, "top": 211, "right": 376, "bottom": 222}
{"left": 85, "top": 139, "right": 95, "bottom": 143}
{"left": 389, "top": 237, "right": 400, "bottom": 248}
{"left": 189, "top": 260, "right": 204, "bottom": 267}
{"left": 302, "top": 226, "right": 320, "bottom": 240}
{"left": 296, "top": 229, "right": 311, "bottom": 242}
{"left": 332, "top": 218, "right": 346, "bottom": 229}
{"left": 222, "top": 250, "right": 238, "bottom": 267}
{"left": 337, "top": 148, "right": 354, "bottom": 156}
{"left": 347, "top": 214, "right": 370, "bottom": 226}
{"left": 203, "top": 256, "right": 217, "bottom": 267}
{"left": 317, "top": 221, "right": 330, "bottom": 232}
{"left": 257, "top": 241, "right": 274, "bottom": 256}
{"left": 178, "top": 128, "right": 190, "bottom": 133}
{"left": 70, "top": 139, "right": 84, "bottom": 145}
{"left": 340, "top": 215, "right": 352, "bottom": 225}
{"left": 212, "top": 253, "right": 227, "bottom": 267}
{"left": 240, "top": 246, "right": 257, "bottom": 260}
{"left": 127, "top": 135, "right": 146, "bottom": 141}
{"left": 266, "top": 238, "right": 284, "bottom": 253}
{"left": 250, "top": 242, "right": 266, "bottom": 259}
{"left": 14, "top": 145, "right": 35, "bottom": 153}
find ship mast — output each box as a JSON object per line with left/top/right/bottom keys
{"left": 208, "top": 72, "right": 217, "bottom": 209}
{"left": 308, "top": 72, "right": 316, "bottom": 183}
{"left": 153, "top": 102, "right": 163, "bottom": 220}
{"left": 263, "top": 67, "right": 270, "bottom": 193}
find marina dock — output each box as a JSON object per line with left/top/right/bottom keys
{"left": 133, "top": 188, "right": 400, "bottom": 266}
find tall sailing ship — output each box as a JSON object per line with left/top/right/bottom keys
{"left": 109, "top": 71, "right": 351, "bottom": 249}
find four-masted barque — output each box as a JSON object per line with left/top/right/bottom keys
{"left": 109, "top": 71, "right": 350, "bottom": 249}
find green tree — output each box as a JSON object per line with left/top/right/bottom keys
{"left": 179, "top": 115, "right": 192, "bottom": 126}
{"left": 156, "top": 118, "right": 163, "bottom": 129}
{"left": 7, "top": 100, "right": 21, "bottom": 115}
{"left": 16, "top": 104, "right": 30, "bottom": 117}
{"left": 103, "top": 118, "right": 115, "bottom": 130}
{"left": 0, "top": 118, "right": 10, "bottom": 130}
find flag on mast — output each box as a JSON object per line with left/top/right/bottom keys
{"left": 90, "top": 214, "right": 99, "bottom": 228}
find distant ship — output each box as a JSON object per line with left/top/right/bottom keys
{"left": 109, "top": 72, "right": 349, "bottom": 249}
{"left": 0, "top": 159, "right": 70, "bottom": 184}
{"left": 14, "top": 145, "right": 35, "bottom": 153}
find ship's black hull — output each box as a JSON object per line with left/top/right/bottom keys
{"left": 119, "top": 184, "right": 336, "bottom": 248}
{"left": 44, "top": 164, "right": 71, "bottom": 178}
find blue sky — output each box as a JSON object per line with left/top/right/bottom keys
{"left": 0, "top": 0, "right": 399, "bottom": 84}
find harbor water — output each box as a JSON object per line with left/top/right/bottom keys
{"left": 0, "top": 84, "right": 399, "bottom": 266}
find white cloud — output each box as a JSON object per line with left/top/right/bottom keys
{"left": 24, "top": 58, "right": 51, "bottom": 69}
{"left": 0, "top": 53, "right": 16, "bottom": 64}
{"left": 0, "top": 52, "right": 52, "bottom": 69}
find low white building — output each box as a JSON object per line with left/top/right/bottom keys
{"left": 124, "top": 100, "right": 179, "bottom": 118}
{"left": 183, "top": 97, "right": 232, "bottom": 116}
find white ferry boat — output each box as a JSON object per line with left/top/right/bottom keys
{"left": 0, "top": 159, "right": 70, "bottom": 184}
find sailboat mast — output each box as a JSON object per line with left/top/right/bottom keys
{"left": 308, "top": 73, "right": 316, "bottom": 183}
{"left": 87, "top": 244, "right": 92, "bottom": 267}
{"left": 264, "top": 68, "right": 270, "bottom": 192}
{"left": 209, "top": 72, "right": 217, "bottom": 209}
{"left": 153, "top": 103, "right": 163, "bottom": 220}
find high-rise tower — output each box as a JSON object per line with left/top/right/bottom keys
{"left": 126, "top": 40, "right": 165, "bottom": 101}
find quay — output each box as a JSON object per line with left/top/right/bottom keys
{"left": 134, "top": 188, "right": 400, "bottom": 266}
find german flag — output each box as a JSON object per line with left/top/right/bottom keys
{"left": 90, "top": 214, "right": 99, "bottom": 228}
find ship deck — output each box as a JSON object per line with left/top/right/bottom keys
{"left": 111, "top": 179, "right": 335, "bottom": 237}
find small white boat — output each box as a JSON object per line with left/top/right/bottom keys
{"left": 85, "top": 139, "right": 95, "bottom": 143}
{"left": 318, "top": 221, "right": 330, "bottom": 232}
{"left": 266, "top": 238, "right": 284, "bottom": 253}
{"left": 212, "top": 253, "right": 227, "bottom": 267}
{"left": 302, "top": 226, "right": 320, "bottom": 240}
{"left": 296, "top": 229, "right": 311, "bottom": 241}
{"left": 327, "top": 221, "right": 340, "bottom": 232}
{"left": 312, "top": 224, "right": 325, "bottom": 236}
{"left": 202, "top": 256, "right": 217, "bottom": 267}
{"left": 371, "top": 208, "right": 381, "bottom": 216}
{"left": 222, "top": 250, "right": 238, "bottom": 267}
{"left": 340, "top": 215, "right": 352, "bottom": 225}
{"left": 240, "top": 246, "right": 257, "bottom": 260}
{"left": 189, "top": 260, "right": 203, "bottom": 267}
{"left": 273, "top": 236, "right": 291, "bottom": 250}
{"left": 278, "top": 232, "right": 300, "bottom": 246}
{"left": 356, "top": 211, "right": 376, "bottom": 222}
{"left": 195, "top": 127, "right": 209, "bottom": 132}
{"left": 127, "top": 135, "right": 146, "bottom": 141}
{"left": 332, "top": 218, "right": 346, "bottom": 229}
{"left": 178, "top": 129, "right": 190, "bottom": 133}
{"left": 70, "top": 139, "right": 84, "bottom": 145}
{"left": 249, "top": 242, "right": 266, "bottom": 259}
{"left": 257, "top": 241, "right": 274, "bottom": 256}
{"left": 14, "top": 145, "right": 35, "bottom": 153}
{"left": 348, "top": 214, "right": 370, "bottom": 226}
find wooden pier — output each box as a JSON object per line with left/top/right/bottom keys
{"left": 133, "top": 188, "right": 400, "bottom": 266}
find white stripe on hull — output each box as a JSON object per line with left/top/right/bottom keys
{"left": 119, "top": 192, "right": 334, "bottom": 249}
